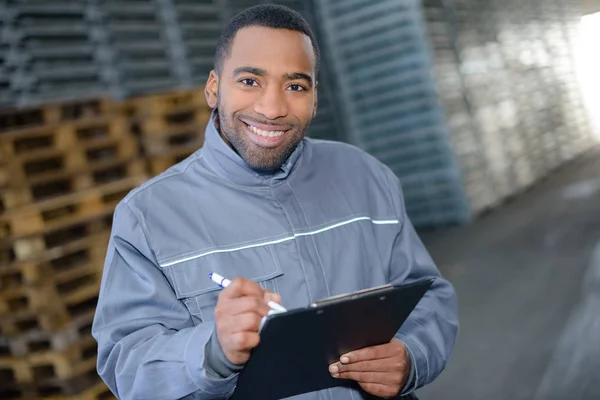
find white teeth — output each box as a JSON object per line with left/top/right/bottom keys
{"left": 248, "top": 124, "right": 285, "bottom": 138}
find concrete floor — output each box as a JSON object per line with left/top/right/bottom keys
{"left": 415, "top": 148, "right": 600, "bottom": 400}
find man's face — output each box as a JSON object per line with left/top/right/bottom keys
{"left": 205, "top": 26, "right": 317, "bottom": 171}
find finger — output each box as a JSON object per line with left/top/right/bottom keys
{"left": 227, "top": 331, "right": 260, "bottom": 351}
{"left": 331, "top": 358, "right": 408, "bottom": 374}
{"left": 358, "top": 382, "right": 400, "bottom": 399}
{"left": 219, "top": 312, "right": 264, "bottom": 333}
{"left": 263, "top": 290, "right": 282, "bottom": 305}
{"left": 219, "top": 277, "right": 264, "bottom": 299}
{"left": 216, "top": 296, "right": 270, "bottom": 318}
{"left": 340, "top": 340, "right": 403, "bottom": 364}
{"left": 332, "top": 370, "right": 399, "bottom": 386}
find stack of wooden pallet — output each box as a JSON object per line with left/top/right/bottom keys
{"left": 0, "top": 99, "right": 148, "bottom": 400}
{"left": 121, "top": 88, "right": 212, "bottom": 176}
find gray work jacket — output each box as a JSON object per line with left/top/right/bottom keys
{"left": 92, "top": 112, "right": 459, "bottom": 400}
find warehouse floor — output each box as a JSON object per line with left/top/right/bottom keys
{"left": 415, "top": 147, "right": 600, "bottom": 400}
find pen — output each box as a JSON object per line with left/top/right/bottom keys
{"left": 208, "top": 272, "right": 287, "bottom": 313}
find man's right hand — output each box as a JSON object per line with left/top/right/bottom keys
{"left": 214, "top": 277, "right": 281, "bottom": 365}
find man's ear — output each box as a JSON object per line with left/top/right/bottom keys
{"left": 204, "top": 70, "right": 219, "bottom": 109}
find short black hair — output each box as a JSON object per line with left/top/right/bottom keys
{"left": 214, "top": 4, "right": 320, "bottom": 75}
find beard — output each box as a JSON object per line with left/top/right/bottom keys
{"left": 216, "top": 100, "right": 309, "bottom": 171}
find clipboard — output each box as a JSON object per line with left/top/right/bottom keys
{"left": 230, "top": 278, "right": 434, "bottom": 400}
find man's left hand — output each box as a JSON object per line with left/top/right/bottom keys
{"left": 329, "top": 338, "right": 411, "bottom": 398}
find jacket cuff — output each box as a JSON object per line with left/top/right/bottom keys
{"left": 395, "top": 333, "right": 428, "bottom": 395}
{"left": 400, "top": 344, "right": 417, "bottom": 395}
{"left": 185, "top": 325, "right": 239, "bottom": 396}
{"left": 204, "top": 329, "right": 244, "bottom": 378}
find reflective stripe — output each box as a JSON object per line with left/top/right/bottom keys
{"left": 159, "top": 216, "right": 399, "bottom": 268}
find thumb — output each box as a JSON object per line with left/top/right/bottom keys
{"left": 263, "top": 290, "right": 282, "bottom": 305}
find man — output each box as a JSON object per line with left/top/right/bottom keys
{"left": 92, "top": 4, "right": 458, "bottom": 400}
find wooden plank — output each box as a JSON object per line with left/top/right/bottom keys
{"left": 0, "top": 231, "right": 109, "bottom": 282}
{"left": 0, "top": 117, "right": 130, "bottom": 161}
{"left": 0, "top": 277, "right": 100, "bottom": 336}
{"left": 0, "top": 337, "right": 101, "bottom": 398}
{"left": 0, "top": 98, "right": 115, "bottom": 135}
{"left": 0, "top": 267, "right": 101, "bottom": 322}
{"left": 0, "top": 309, "right": 96, "bottom": 358}
{"left": 123, "top": 88, "right": 211, "bottom": 157}
{"left": 1, "top": 177, "right": 143, "bottom": 237}
{"left": 117, "top": 87, "right": 207, "bottom": 118}
{"left": 1, "top": 200, "right": 115, "bottom": 262}
{"left": 0, "top": 136, "right": 140, "bottom": 188}
{"left": 0, "top": 158, "right": 146, "bottom": 210}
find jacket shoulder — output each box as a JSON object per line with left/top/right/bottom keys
{"left": 119, "top": 151, "right": 202, "bottom": 210}
{"left": 306, "top": 138, "right": 393, "bottom": 178}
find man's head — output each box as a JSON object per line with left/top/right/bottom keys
{"left": 205, "top": 4, "right": 320, "bottom": 171}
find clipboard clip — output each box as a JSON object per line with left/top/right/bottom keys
{"left": 309, "top": 284, "right": 394, "bottom": 307}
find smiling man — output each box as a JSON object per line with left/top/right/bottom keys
{"left": 208, "top": 23, "right": 317, "bottom": 172}
{"left": 92, "top": 4, "right": 458, "bottom": 400}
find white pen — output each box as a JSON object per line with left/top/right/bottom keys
{"left": 208, "top": 272, "right": 287, "bottom": 313}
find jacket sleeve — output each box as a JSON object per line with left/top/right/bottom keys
{"left": 92, "top": 202, "right": 238, "bottom": 400}
{"left": 385, "top": 171, "right": 460, "bottom": 394}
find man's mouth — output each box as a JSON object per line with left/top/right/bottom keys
{"left": 247, "top": 124, "right": 286, "bottom": 138}
{"left": 241, "top": 119, "right": 292, "bottom": 147}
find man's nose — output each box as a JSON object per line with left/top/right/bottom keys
{"left": 253, "top": 87, "right": 289, "bottom": 120}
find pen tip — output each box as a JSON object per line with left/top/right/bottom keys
{"left": 208, "top": 273, "right": 213, "bottom": 279}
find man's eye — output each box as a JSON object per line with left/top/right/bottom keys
{"left": 288, "top": 84, "right": 306, "bottom": 91}
{"left": 241, "top": 78, "right": 258, "bottom": 86}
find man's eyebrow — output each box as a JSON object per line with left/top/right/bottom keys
{"left": 284, "top": 72, "right": 313, "bottom": 88}
{"left": 232, "top": 66, "right": 267, "bottom": 77}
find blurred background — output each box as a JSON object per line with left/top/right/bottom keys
{"left": 0, "top": 0, "right": 598, "bottom": 399}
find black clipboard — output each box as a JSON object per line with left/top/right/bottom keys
{"left": 230, "top": 278, "right": 434, "bottom": 400}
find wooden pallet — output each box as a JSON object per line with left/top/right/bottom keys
{"left": 0, "top": 98, "right": 114, "bottom": 135}
{"left": 124, "top": 88, "right": 211, "bottom": 157}
{"left": 0, "top": 262, "right": 101, "bottom": 322}
{"left": 120, "top": 87, "right": 207, "bottom": 117}
{"left": 0, "top": 219, "right": 8, "bottom": 240}
{"left": 0, "top": 116, "right": 131, "bottom": 161}
{"left": 0, "top": 181, "right": 136, "bottom": 262}
{"left": 0, "top": 232, "right": 109, "bottom": 290}
{"left": 0, "top": 307, "right": 96, "bottom": 358}
{"left": 1, "top": 214, "right": 113, "bottom": 264}
{"left": 1, "top": 240, "right": 14, "bottom": 265}
{"left": 0, "top": 136, "right": 140, "bottom": 188}
{"left": 0, "top": 335, "right": 98, "bottom": 382}
{"left": 0, "top": 158, "right": 146, "bottom": 210}
{"left": 1, "top": 177, "right": 143, "bottom": 238}
{"left": 0, "top": 336, "right": 100, "bottom": 398}
{"left": 0, "top": 274, "right": 101, "bottom": 336}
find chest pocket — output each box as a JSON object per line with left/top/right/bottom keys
{"left": 166, "top": 245, "right": 283, "bottom": 323}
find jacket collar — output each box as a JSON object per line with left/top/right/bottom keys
{"left": 202, "top": 109, "right": 305, "bottom": 187}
